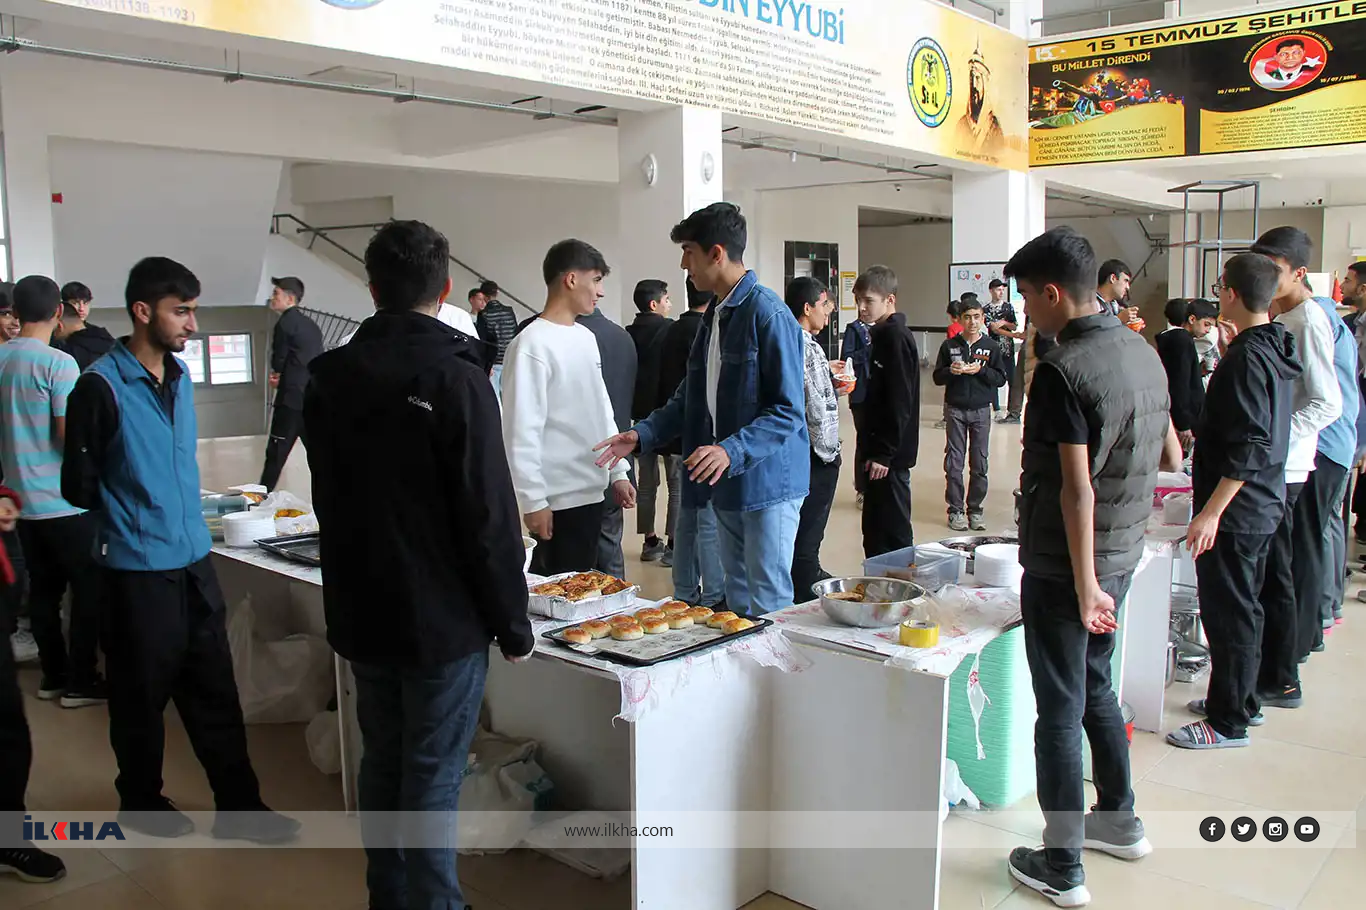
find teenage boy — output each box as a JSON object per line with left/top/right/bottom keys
{"left": 53, "top": 282, "right": 115, "bottom": 370}
{"left": 983, "top": 278, "right": 1019, "bottom": 415}
{"left": 1096, "top": 258, "right": 1134, "bottom": 321}
{"left": 1342, "top": 262, "right": 1366, "bottom": 544}
{"left": 1169, "top": 253, "right": 1299, "bottom": 750}
{"left": 786, "top": 277, "right": 844, "bottom": 599}
{"left": 260, "top": 276, "right": 323, "bottom": 492}
{"left": 304, "top": 221, "right": 533, "bottom": 910}
{"left": 504, "top": 241, "right": 634, "bottom": 576}
{"left": 932, "top": 296, "right": 1007, "bottom": 531}
{"left": 478, "top": 279, "right": 518, "bottom": 397}
{"left": 596, "top": 203, "right": 808, "bottom": 615}
{"left": 1156, "top": 298, "right": 1217, "bottom": 450}
{"left": 1004, "top": 227, "right": 1182, "bottom": 907}
{"left": 1248, "top": 227, "right": 1341, "bottom": 709}
{"left": 63, "top": 258, "right": 297, "bottom": 843}
{"left": 841, "top": 310, "right": 873, "bottom": 505}
{"left": 627, "top": 279, "right": 677, "bottom": 563}
{"left": 858, "top": 265, "right": 921, "bottom": 559}
{"left": 0, "top": 277, "right": 105, "bottom": 708}
{"left": 657, "top": 279, "right": 725, "bottom": 606}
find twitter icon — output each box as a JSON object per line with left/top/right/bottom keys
{"left": 1231, "top": 816, "right": 1257, "bottom": 842}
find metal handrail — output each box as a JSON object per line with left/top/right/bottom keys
{"left": 271, "top": 213, "right": 365, "bottom": 266}
{"left": 272, "top": 215, "right": 537, "bottom": 319}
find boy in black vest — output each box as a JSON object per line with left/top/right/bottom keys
{"left": 932, "top": 296, "right": 1007, "bottom": 531}
{"left": 1005, "top": 227, "right": 1182, "bottom": 908}
{"left": 1169, "top": 253, "right": 1300, "bottom": 751}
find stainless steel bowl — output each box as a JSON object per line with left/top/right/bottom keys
{"left": 812, "top": 576, "right": 930, "bottom": 628}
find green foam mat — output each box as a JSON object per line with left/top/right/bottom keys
{"left": 945, "top": 624, "right": 1037, "bottom": 807}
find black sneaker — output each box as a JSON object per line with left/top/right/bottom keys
{"left": 1258, "top": 685, "right": 1303, "bottom": 709}
{"left": 998, "top": 414, "right": 1022, "bottom": 425}
{"left": 1007, "top": 847, "right": 1090, "bottom": 907}
{"left": 212, "top": 808, "right": 301, "bottom": 845}
{"left": 0, "top": 845, "right": 67, "bottom": 883}
{"left": 61, "top": 676, "right": 108, "bottom": 709}
{"left": 1082, "top": 810, "right": 1153, "bottom": 860}
{"left": 118, "top": 798, "right": 195, "bottom": 838}
{"left": 37, "top": 677, "right": 66, "bottom": 701}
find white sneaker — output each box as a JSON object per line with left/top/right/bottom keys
{"left": 10, "top": 630, "right": 38, "bottom": 665}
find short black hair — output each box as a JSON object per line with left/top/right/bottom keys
{"left": 479, "top": 279, "right": 499, "bottom": 298}
{"left": 946, "top": 299, "right": 962, "bottom": 318}
{"left": 125, "top": 257, "right": 201, "bottom": 316}
{"left": 670, "top": 202, "right": 747, "bottom": 262}
{"left": 1349, "top": 262, "right": 1366, "bottom": 280}
{"left": 854, "top": 265, "right": 898, "bottom": 298}
{"left": 957, "top": 297, "right": 984, "bottom": 316}
{"left": 1163, "top": 298, "right": 1191, "bottom": 326}
{"left": 1276, "top": 38, "right": 1305, "bottom": 52}
{"left": 1004, "top": 226, "right": 1097, "bottom": 304}
{"left": 1251, "top": 226, "right": 1313, "bottom": 272}
{"left": 959, "top": 291, "right": 980, "bottom": 305}
{"left": 364, "top": 220, "right": 451, "bottom": 312}
{"left": 685, "top": 277, "right": 711, "bottom": 310}
{"left": 542, "top": 239, "right": 610, "bottom": 287}
{"left": 62, "top": 301, "right": 83, "bottom": 323}
{"left": 1187, "top": 299, "right": 1219, "bottom": 321}
{"left": 468, "top": 287, "right": 482, "bottom": 301}
{"left": 60, "top": 281, "right": 92, "bottom": 304}
{"left": 784, "top": 276, "right": 826, "bottom": 320}
{"left": 271, "top": 276, "right": 305, "bottom": 303}
{"left": 13, "top": 275, "right": 62, "bottom": 324}
{"left": 1097, "top": 258, "right": 1132, "bottom": 286}
{"left": 633, "top": 279, "right": 669, "bottom": 314}
{"left": 1222, "top": 252, "right": 1281, "bottom": 314}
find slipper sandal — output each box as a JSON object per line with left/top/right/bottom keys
{"left": 1187, "top": 697, "right": 1264, "bottom": 727}
{"left": 1166, "top": 720, "right": 1249, "bottom": 750}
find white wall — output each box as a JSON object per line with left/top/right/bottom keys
{"left": 49, "top": 138, "right": 281, "bottom": 307}
{"left": 257, "top": 235, "right": 373, "bottom": 323}
{"left": 858, "top": 223, "right": 954, "bottom": 327}
{"left": 1166, "top": 205, "right": 1325, "bottom": 296}
{"left": 1322, "top": 206, "right": 1366, "bottom": 276}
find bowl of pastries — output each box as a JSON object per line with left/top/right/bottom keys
{"left": 812, "top": 576, "right": 929, "bottom": 628}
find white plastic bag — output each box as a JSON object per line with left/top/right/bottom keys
{"left": 226, "top": 595, "right": 334, "bottom": 724}
{"left": 254, "top": 490, "right": 319, "bottom": 536}
{"left": 522, "top": 811, "right": 632, "bottom": 880}
{"left": 457, "top": 729, "right": 553, "bottom": 854}
{"left": 306, "top": 709, "right": 341, "bottom": 775}
{"left": 942, "top": 759, "right": 981, "bottom": 820}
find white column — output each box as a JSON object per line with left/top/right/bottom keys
{"left": 0, "top": 69, "right": 57, "bottom": 280}
{"left": 951, "top": 170, "right": 1046, "bottom": 265}
{"left": 1321, "top": 206, "right": 1366, "bottom": 278}
{"left": 616, "top": 107, "right": 723, "bottom": 324}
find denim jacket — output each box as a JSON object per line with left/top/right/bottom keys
{"left": 634, "top": 270, "right": 810, "bottom": 512}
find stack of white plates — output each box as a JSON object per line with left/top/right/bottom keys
{"left": 974, "top": 543, "right": 1022, "bottom": 590}
{"left": 222, "top": 509, "right": 277, "bottom": 548}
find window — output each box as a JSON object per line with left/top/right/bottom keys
{"left": 180, "top": 333, "right": 252, "bottom": 385}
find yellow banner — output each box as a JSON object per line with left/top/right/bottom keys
{"left": 44, "top": 0, "right": 1028, "bottom": 171}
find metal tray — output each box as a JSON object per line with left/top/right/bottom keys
{"left": 255, "top": 533, "right": 322, "bottom": 567}
{"left": 542, "top": 614, "right": 773, "bottom": 667}
{"left": 527, "top": 573, "right": 641, "bottom": 622}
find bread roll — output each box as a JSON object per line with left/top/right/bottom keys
{"left": 610, "top": 622, "right": 644, "bottom": 641}
{"left": 642, "top": 617, "right": 669, "bottom": 634}
{"left": 582, "top": 620, "right": 612, "bottom": 639}
{"left": 666, "top": 614, "right": 694, "bottom": 629}
{"left": 661, "top": 600, "right": 690, "bottom": 615}
{"left": 634, "top": 608, "right": 665, "bottom": 622}
{"left": 706, "top": 611, "right": 739, "bottom": 629}
{"left": 684, "top": 607, "right": 714, "bottom": 624}
{"left": 562, "top": 627, "right": 592, "bottom": 645}
{"left": 608, "top": 614, "right": 639, "bottom": 627}
{"left": 722, "top": 617, "right": 755, "bottom": 634}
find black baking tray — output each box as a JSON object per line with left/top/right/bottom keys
{"left": 541, "top": 616, "right": 773, "bottom": 667}
{"left": 255, "top": 533, "right": 322, "bottom": 567}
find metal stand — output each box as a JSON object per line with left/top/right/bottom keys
{"left": 1167, "top": 180, "right": 1261, "bottom": 298}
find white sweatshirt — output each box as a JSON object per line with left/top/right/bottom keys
{"left": 436, "top": 303, "right": 480, "bottom": 338}
{"left": 502, "top": 318, "right": 628, "bottom": 515}
{"left": 1276, "top": 298, "right": 1343, "bottom": 483}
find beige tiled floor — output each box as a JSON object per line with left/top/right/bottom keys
{"left": 5, "top": 408, "right": 1364, "bottom": 909}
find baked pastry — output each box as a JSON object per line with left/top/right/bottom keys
{"left": 531, "top": 582, "right": 567, "bottom": 598}
{"left": 661, "top": 600, "right": 690, "bottom": 614}
{"left": 684, "top": 607, "right": 714, "bottom": 625}
{"left": 634, "top": 608, "right": 665, "bottom": 622}
{"left": 666, "top": 614, "right": 694, "bottom": 629}
{"left": 610, "top": 622, "right": 644, "bottom": 641}
{"left": 601, "top": 577, "right": 632, "bottom": 596}
{"left": 825, "top": 583, "right": 867, "bottom": 603}
{"left": 582, "top": 620, "right": 612, "bottom": 639}
{"left": 642, "top": 617, "right": 669, "bottom": 634}
{"left": 562, "top": 626, "right": 592, "bottom": 645}
{"left": 722, "top": 617, "right": 755, "bottom": 634}
{"left": 707, "top": 611, "right": 740, "bottom": 629}
{"left": 608, "top": 614, "right": 639, "bottom": 627}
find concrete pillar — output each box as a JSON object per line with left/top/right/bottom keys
{"left": 951, "top": 169, "right": 1047, "bottom": 265}
{"left": 1321, "top": 206, "right": 1366, "bottom": 279}
{"left": 616, "top": 107, "right": 723, "bottom": 325}
{"left": 0, "top": 72, "right": 56, "bottom": 280}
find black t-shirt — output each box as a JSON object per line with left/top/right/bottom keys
{"left": 1024, "top": 363, "right": 1088, "bottom": 447}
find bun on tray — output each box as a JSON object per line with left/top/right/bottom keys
{"left": 608, "top": 614, "right": 639, "bottom": 627}
{"left": 661, "top": 600, "right": 690, "bottom": 615}
{"left": 666, "top": 614, "right": 694, "bottom": 629}
{"left": 634, "top": 608, "right": 665, "bottom": 622}
{"left": 582, "top": 620, "right": 612, "bottom": 639}
{"left": 684, "top": 607, "right": 714, "bottom": 624}
{"left": 610, "top": 622, "right": 644, "bottom": 641}
{"left": 642, "top": 617, "right": 669, "bottom": 634}
{"left": 706, "top": 611, "right": 739, "bottom": 629}
{"left": 722, "top": 617, "right": 755, "bottom": 634}
{"left": 561, "top": 627, "right": 592, "bottom": 645}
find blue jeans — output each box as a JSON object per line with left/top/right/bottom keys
{"left": 490, "top": 364, "right": 504, "bottom": 401}
{"left": 672, "top": 502, "right": 725, "bottom": 607}
{"left": 714, "top": 498, "right": 803, "bottom": 615}
{"left": 353, "top": 650, "right": 489, "bottom": 910}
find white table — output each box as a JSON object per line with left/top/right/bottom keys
{"left": 1115, "top": 516, "right": 1190, "bottom": 733}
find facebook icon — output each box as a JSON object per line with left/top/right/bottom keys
{"left": 1200, "top": 816, "right": 1226, "bottom": 842}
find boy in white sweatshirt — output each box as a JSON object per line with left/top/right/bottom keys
{"left": 502, "top": 240, "right": 635, "bottom": 576}
{"left": 1248, "top": 227, "right": 1341, "bottom": 710}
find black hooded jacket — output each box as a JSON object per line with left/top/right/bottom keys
{"left": 1193, "top": 321, "right": 1303, "bottom": 535}
{"left": 57, "top": 324, "right": 116, "bottom": 371}
{"left": 303, "top": 310, "right": 533, "bottom": 666}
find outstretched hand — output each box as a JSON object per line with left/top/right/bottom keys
{"left": 594, "top": 430, "right": 639, "bottom": 469}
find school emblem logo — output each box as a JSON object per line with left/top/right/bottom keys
{"left": 908, "top": 38, "right": 952, "bottom": 128}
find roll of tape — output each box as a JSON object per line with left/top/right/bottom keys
{"left": 899, "top": 619, "right": 939, "bottom": 648}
